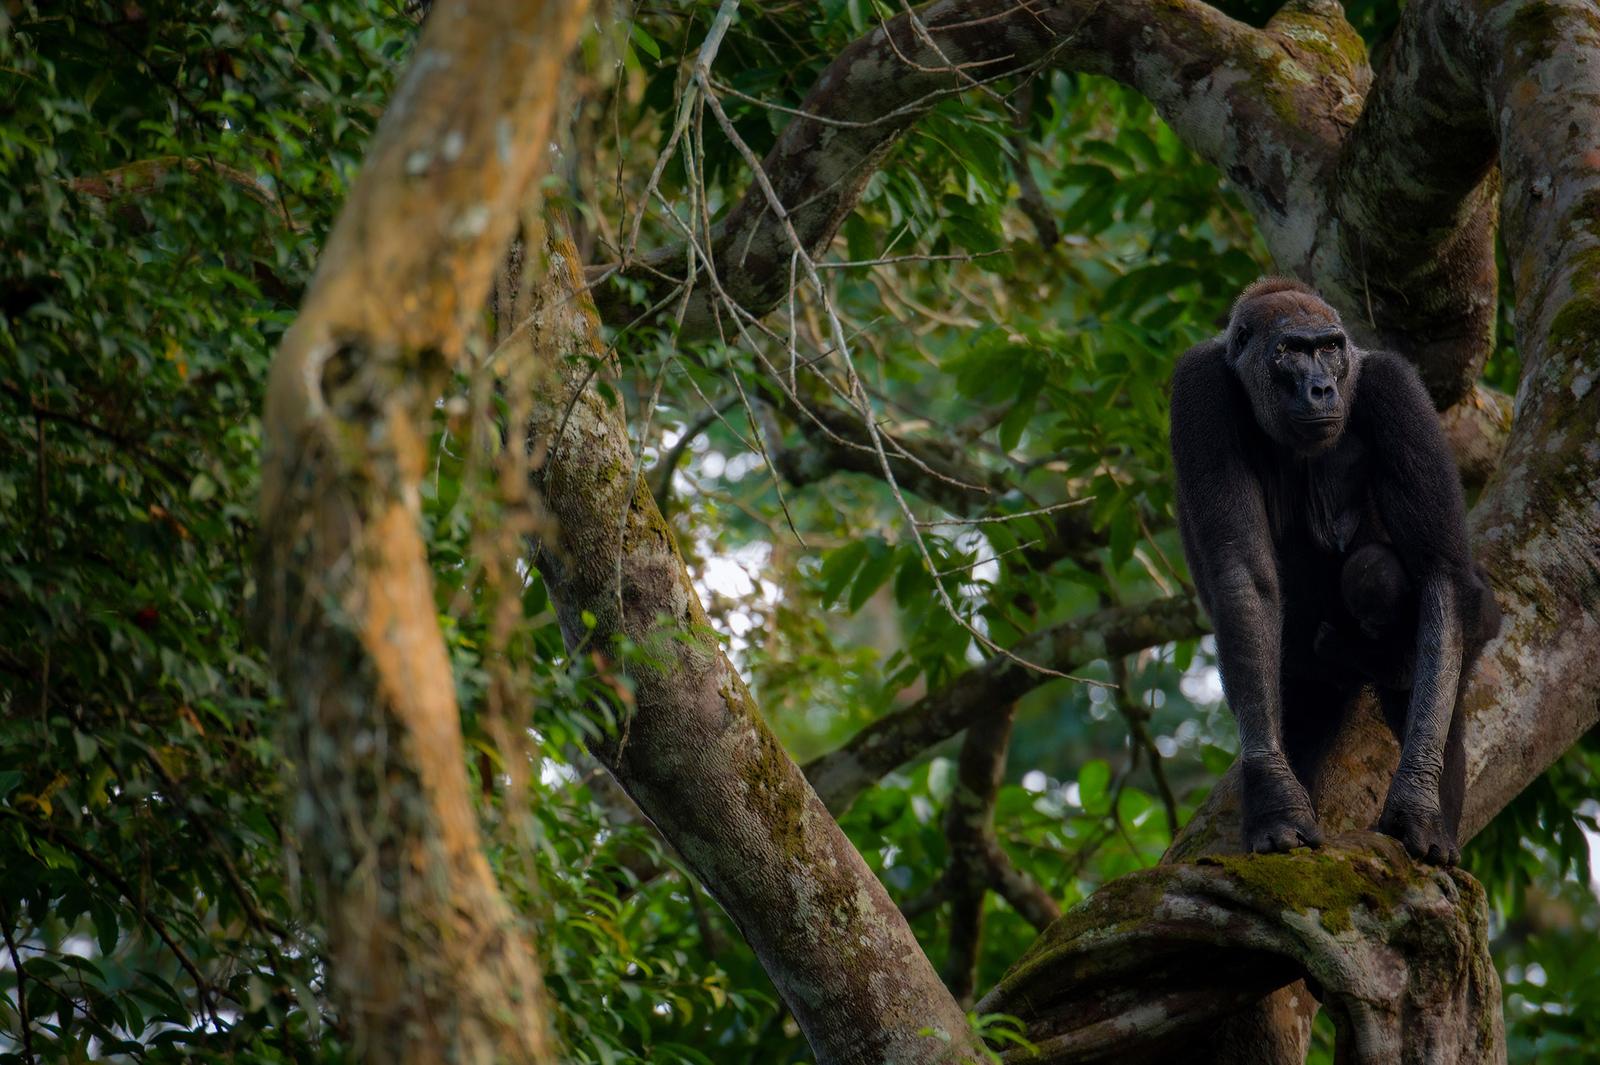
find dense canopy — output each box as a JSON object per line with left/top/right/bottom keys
{"left": 1, "top": 1, "right": 1597, "bottom": 1063}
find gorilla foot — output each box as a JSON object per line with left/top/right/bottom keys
{"left": 1241, "top": 754, "right": 1323, "bottom": 854}
{"left": 1245, "top": 812, "right": 1324, "bottom": 854}
{"left": 1377, "top": 789, "right": 1459, "bottom": 866}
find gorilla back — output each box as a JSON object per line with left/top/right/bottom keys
{"left": 1168, "top": 278, "right": 1499, "bottom": 864}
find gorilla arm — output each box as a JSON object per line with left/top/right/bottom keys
{"left": 1355, "top": 352, "right": 1477, "bottom": 863}
{"left": 1170, "top": 341, "right": 1323, "bottom": 852}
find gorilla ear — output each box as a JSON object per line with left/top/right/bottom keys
{"left": 1225, "top": 318, "right": 1252, "bottom": 364}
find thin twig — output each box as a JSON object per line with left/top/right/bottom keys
{"left": 915, "top": 497, "right": 1092, "bottom": 527}
{"left": 699, "top": 80, "right": 1096, "bottom": 683}
{"left": 0, "top": 898, "right": 36, "bottom": 1065}
{"left": 4, "top": 809, "right": 218, "bottom": 1025}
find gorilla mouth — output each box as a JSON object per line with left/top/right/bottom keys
{"left": 1292, "top": 414, "right": 1341, "bottom": 428}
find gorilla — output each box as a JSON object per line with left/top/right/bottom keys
{"left": 1169, "top": 278, "right": 1500, "bottom": 864}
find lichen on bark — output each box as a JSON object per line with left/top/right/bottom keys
{"left": 981, "top": 835, "right": 1504, "bottom": 1065}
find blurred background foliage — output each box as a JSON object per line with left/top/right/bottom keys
{"left": 0, "top": 1, "right": 1595, "bottom": 1063}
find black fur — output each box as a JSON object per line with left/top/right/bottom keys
{"left": 1169, "top": 280, "right": 1500, "bottom": 864}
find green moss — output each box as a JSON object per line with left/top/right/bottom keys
{"left": 1548, "top": 298, "right": 1600, "bottom": 350}
{"left": 748, "top": 724, "right": 812, "bottom": 860}
{"left": 1259, "top": 75, "right": 1305, "bottom": 130}
{"left": 1509, "top": 1, "right": 1559, "bottom": 40}
{"left": 1271, "top": 16, "right": 1368, "bottom": 77}
{"left": 996, "top": 868, "right": 1170, "bottom": 989}
{"left": 1507, "top": 1, "right": 1563, "bottom": 53}
{"left": 1546, "top": 248, "right": 1600, "bottom": 351}
{"left": 1197, "top": 849, "right": 1411, "bottom": 934}
{"left": 1567, "top": 190, "right": 1600, "bottom": 241}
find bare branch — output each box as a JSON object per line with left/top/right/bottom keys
{"left": 0, "top": 900, "right": 34, "bottom": 1065}
{"left": 1111, "top": 656, "right": 1180, "bottom": 839}
{"left": 592, "top": 0, "right": 1288, "bottom": 336}
{"left": 595, "top": 0, "right": 1514, "bottom": 417}
{"left": 806, "top": 595, "right": 1208, "bottom": 814}
{"left": 927, "top": 705, "right": 1060, "bottom": 1006}
{"left": 1006, "top": 81, "right": 1060, "bottom": 249}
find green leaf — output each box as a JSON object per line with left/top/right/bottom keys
{"left": 1173, "top": 639, "right": 1197, "bottom": 673}
{"left": 1078, "top": 759, "right": 1112, "bottom": 815}
{"left": 1109, "top": 509, "right": 1135, "bottom": 571}
{"left": 819, "top": 540, "right": 869, "bottom": 608}
{"left": 848, "top": 541, "right": 897, "bottom": 613}
{"left": 629, "top": 22, "right": 662, "bottom": 60}
{"left": 91, "top": 896, "right": 119, "bottom": 956}
{"left": 998, "top": 393, "right": 1036, "bottom": 453}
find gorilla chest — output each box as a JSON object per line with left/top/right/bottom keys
{"left": 1261, "top": 436, "right": 1374, "bottom": 559}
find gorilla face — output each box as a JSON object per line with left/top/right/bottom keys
{"left": 1225, "top": 284, "right": 1362, "bottom": 456}
{"left": 1264, "top": 325, "right": 1354, "bottom": 451}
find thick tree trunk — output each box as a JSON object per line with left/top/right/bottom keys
{"left": 254, "top": 2, "right": 584, "bottom": 1061}
{"left": 515, "top": 219, "right": 987, "bottom": 1065}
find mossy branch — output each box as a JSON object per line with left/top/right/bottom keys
{"left": 980, "top": 834, "right": 1503, "bottom": 1065}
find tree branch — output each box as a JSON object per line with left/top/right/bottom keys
{"left": 522, "top": 219, "right": 987, "bottom": 1065}
{"left": 928, "top": 705, "right": 1061, "bottom": 1006}
{"left": 1007, "top": 82, "right": 1060, "bottom": 249}
{"left": 981, "top": 6, "right": 1600, "bottom": 1053}
{"left": 1451, "top": 0, "right": 1600, "bottom": 839}
{"left": 805, "top": 595, "right": 1208, "bottom": 814}
{"left": 1439, "top": 382, "right": 1513, "bottom": 494}
{"left": 0, "top": 898, "right": 36, "bottom": 1065}
{"left": 773, "top": 398, "right": 1005, "bottom": 516}
{"left": 592, "top": 0, "right": 1306, "bottom": 337}
{"left": 768, "top": 393, "right": 1169, "bottom": 578}
{"left": 1328, "top": 2, "right": 1499, "bottom": 406}
{"left": 979, "top": 834, "right": 1504, "bottom": 1065}
{"left": 594, "top": 0, "right": 1515, "bottom": 414}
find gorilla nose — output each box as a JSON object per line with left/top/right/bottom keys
{"left": 1306, "top": 378, "right": 1336, "bottom": 407}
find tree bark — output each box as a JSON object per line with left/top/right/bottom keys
{"left": 254, "top": 2, "right": 584, "bottom": 1061}
{"left": 978, "top": 835, "right": 1505, "bottom": 1065}
{"left": 517, "top": 218, "right": 988, "bottom": 1065}
{"left": 805, "top": 596, "right": 1208, "bottom": 815}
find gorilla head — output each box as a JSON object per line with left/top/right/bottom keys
{"left": 1224, "top": 278, "right": 1362, "bottom": 455}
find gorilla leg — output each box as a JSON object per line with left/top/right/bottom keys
{"left": 1281, "top": 673, "right": 1362, "bottom": 806}
{"left": 1414, "top": 567, "right": 1499, "bottom": 838}
{"left": 1377, "top": 685, "right": 1466, "bottom": 841}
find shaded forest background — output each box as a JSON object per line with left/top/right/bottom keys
{"left": 1, "top": 1, "right": 1598, "bottom": 1062}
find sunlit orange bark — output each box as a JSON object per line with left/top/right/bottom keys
{"left": 256, "top": 2, "right": 585, "bottom": 1061}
